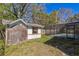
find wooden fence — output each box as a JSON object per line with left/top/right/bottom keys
{"left": 6, "top": 25, "right": 27, "bottom": 45}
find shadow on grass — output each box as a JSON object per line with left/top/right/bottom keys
{"left": 45, "top": 35, "right": 79, "bottom": 56}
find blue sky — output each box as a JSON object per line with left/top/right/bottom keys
{"left": 44, "top": 3, "right": 79, "bottom": 15}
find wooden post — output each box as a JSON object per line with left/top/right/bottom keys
{"left": 55, "top": 25, "right": 56, "bottom": 35}
{"left": 65, "top": 24, "right": 68, "bottom": 39}
{"left": 74, "top": 23, "right": 76, "bottom": 55}
{"left": 74, "top": 23, "right": 75, "bottom": 40}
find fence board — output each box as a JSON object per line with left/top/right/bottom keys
{"left": 6, "top": 24, "right": 27, "bottom": 45}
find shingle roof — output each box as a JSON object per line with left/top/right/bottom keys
{"left": 9, "top": 19, "right": 44, "bottom": 28}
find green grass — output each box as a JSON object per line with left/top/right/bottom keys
{"left": 0, "top": 39, "right": 4, "bottom": 56}
{"left": 32, "top": 35, "right": 52, "bottom": 43}
{"left": 4, "top": 35, "right": 79, "bottom": 56}
{"left": 5, "top": 35, "right": 65, "bottom": 56}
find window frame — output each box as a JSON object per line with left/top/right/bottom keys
{"left": 32, "top": 27, "right": 38, "bottom": 34}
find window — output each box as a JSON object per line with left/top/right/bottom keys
{"left": 32, "top": 27, "right": 38, "bottom": 34}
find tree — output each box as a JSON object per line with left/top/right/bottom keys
{"left": 0, "top": 4, "right": 10, "bottom": 39}
{"left": 66, "top": 14, "right": 79, "bottom": 22}
{"left": 0, "top": 3, "right": 17, "bottom": 20}
{"left": 0, "top": 3, "right": 44, "bottom": 39}
{"left": 32, "top": 3, "right": 45, "bottom": 24}
{"left": 49, "top": 10, "right": 59, "bottom": 24}
{"left": 58, "top": 8, "right": 73, "bottom": 23}
{"left": 33, "top": 10, "right": 59, "bottom": 26}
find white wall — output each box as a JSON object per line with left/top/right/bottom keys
{"left": 27, "top": 34, "right": 41, "bottom": 39}
{"left": 27, "top": 28, "right": 32, "bottom": 34}
{"left": 27, "top": 27, "right": 42, "bottom": 39}
{"left": 38, "top": 29, "right": 41, "bottom": 34}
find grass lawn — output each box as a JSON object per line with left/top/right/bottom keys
{"left": 5, "top": 35, "right": 66, "bottom": 56}
{"left": 0, "top": 39, "right": 4, "bottom": 55}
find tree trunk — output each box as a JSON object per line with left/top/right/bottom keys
{"left": 0, "top": 20, "right": 2, "bottom": 24}
{"left": 0, "top": 30, "right": 5, "bottom": 39}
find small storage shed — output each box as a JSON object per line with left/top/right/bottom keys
{"left": 5, "top": 19, "right": 44, "bottom": 45}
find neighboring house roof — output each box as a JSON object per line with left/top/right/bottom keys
{"left": 8, "top": 19, "right": 44, "bottom": 28}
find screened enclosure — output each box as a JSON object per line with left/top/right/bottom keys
{"left": 45, "top": 21, "right": 79, "bottom": 40}
{"left": 65, "top": 22, "right": 79, "bottom": 40}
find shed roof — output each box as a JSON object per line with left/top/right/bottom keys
{"left": 8, "top": 19, "right": 44, "bottom": 28}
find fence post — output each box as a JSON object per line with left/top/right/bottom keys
{"left": 5, "top": 28, "right": 8, "bottom": 45}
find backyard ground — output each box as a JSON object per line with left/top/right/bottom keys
{"left": 0, "top": 35, "right": 79, "bottom": 56}
{"left": 0, "top": 39, "right": 5, "bottom": 55}
{"left": 5, "top": 35, "right": 66, "bottom": 56}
